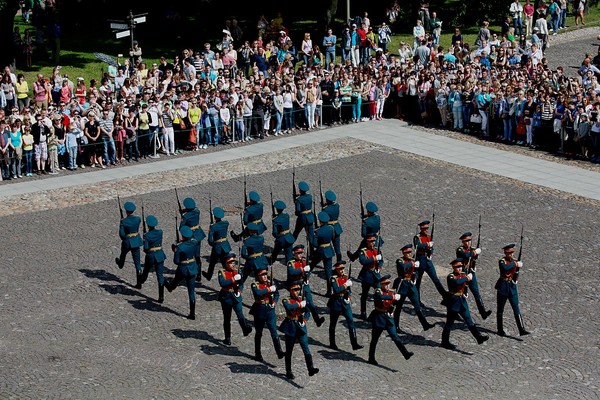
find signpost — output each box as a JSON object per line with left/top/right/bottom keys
{"left": 109, "top": 11, "right": 147, "bottom": 59}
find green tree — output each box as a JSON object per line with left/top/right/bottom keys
{"left": 0, "top": 0, "right": 21, "bottom": 68}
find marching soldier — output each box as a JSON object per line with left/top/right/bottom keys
{"left": 347, "top": 201, "right": 383, "bottom": 262}
{"left": 496, "top": 244, "right": 530, "bottom": 336}
{"left": 456, "top": 232, "right": 492, "bottom": 319}
{"left": 413, "top": 220, "right": 447, "bottom": 301}
{"left": 441, "top": 258, "right": 489, "bottom": 350}
{"left": 392, "top": 244, "right": 435, "bottom": 332}
{"left": 310, "top": 211, "right": 336, "bottom": 297}
{"left": 202, "top": 207, "right": 232, "bottom": 281}
{"left": 328, "top": 261, "right": 363, "bottom": 351}
{"left": 292, "top": 181, "right": 315, "bottom": 247}
{"left": 367, "top": 275, "right": 414, "bottom": 366}
{"left": 321, "top": 190, "right": 343, "bottom": 262}
{"left": 250, "top": 269, "right": 285, "bottom": 362}
{"left": 240, "top": 222, "right": 269, "bottom": 283}
{"left": 218, "top": 252, "right": 253, "bottom": 345}
{"left": 287, "top": 244, "right": 326, "bottom": 327}
{"left": 165, "top": 226, "right": 200, "bottom": 320}
{"left": 270, "top": 200, "right": 296, "bottom": 265}
{"left": 279, "top": 283, "right": 320, "bottom": 380}
{"left": 231, "top": 190, "right": 268, "bottom": 242}
{"left": 139, "top": 215, "right": 166, "bottom": 303}
{"left": 357, "top": 233, "right": 383, "bottom": 320}
{"left": 180, "top": 197, "right": 207, "bottom": 280}
{"left": 115, "top": 201, "right": 143, "bottom": 286}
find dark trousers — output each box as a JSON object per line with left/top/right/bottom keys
{"left": 117, "top": 244, "right": 141, "bottom": 272}
{"left": 221, "top": 301, "right": 248, "bottom": 339}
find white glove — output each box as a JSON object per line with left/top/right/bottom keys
{"left": 234, "top": 274, "right": 242, "bottom": 281}
{"left": 269, "top": 285, "right": 277, "bottom": 292}
{"left": 394, "top": 294, "right": 401, "bottom": 301}
{"left": 303, "top": 266, "right": 311, "bottom": 272}
{"left": 300, "top": 300, "right": 307, "bottom": 308}
{"left": 475, "top": 248, "right": 482, "bottom": 255}
{"left": 345, "top": 280, "right": 353, "bottom": 288}
{"left": 428, "top": 241, "right": 434, "bottom": 248}
{"left": 467, "top": 273, "right": 473, "bottom": 281}
{"left": 517, "top": 261, "right": 523, "bottom": 268}
{"left": 414, "top": 261, "right": 420, "bottom": 268}
{"left": 376, "top": 254, "right": 382, "bottom": 261}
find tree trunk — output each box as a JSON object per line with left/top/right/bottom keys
{"left": 0, "top": 0, "right": 21, "bottom": 69}
{"left": 325, "top": 0, "right": 339, "bottom": 28}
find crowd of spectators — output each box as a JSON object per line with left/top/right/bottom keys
{"left": 1, "top": 1, "right": 599, "bottom": 183}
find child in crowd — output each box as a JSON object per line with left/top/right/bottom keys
{"left": 66, "top": 122, "right": 80, "bottom": 170}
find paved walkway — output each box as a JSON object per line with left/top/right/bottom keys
{"left": 2, "top": 120, "right": 600, "bottom": 200}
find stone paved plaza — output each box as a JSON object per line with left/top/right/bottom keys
{"left": 1, "top": 137, "right": 599, "bottom": 399}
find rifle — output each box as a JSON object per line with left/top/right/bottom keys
{"left": 319, "top": 179, "right": 324, "bottom": 208}
{"left": 141, "top": 200, "right": 147, "bottom": 234}
{"left": 173, "top": 213, "right": 180, "bottom": 251}
{"left": 209, "top": 193, "right": 214, "bottom": 225}
{"left": 359, "top": 182, "right": 365, "bottom": 219}
{"left": 430, "top": 205, "right": 436, "bottom": 240}
{"left": 175, "top": 188, "right": 183, "bottom": 216}
{"left": 313, "top": 196, "right": 318, "bottom": 229}
{"left": 476, "top": 214, "right": 482, "bottom": 249}
{"left": 292, "top": 165, "right": 297, "bottom": 200}
{"left": 515, "top": 223, "right": 524, "bottom": 283}
{"left": 243, "top": 172, "right": 248, "bottom": 208}
{"left": 347, "top": 245, "right": 352, "bottom": 279}
{"left": 270, "top": 185, "right": 275, "bottom": 218}
{"left": 117, "top": 193, "right": 124, "bottom": 219}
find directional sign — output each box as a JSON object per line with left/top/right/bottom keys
{"left": 110, "top": 22, "right": 129, "bottom": 30}
{"left": 116, "top": 30, "right": 130, "bottom": 39}
{"left": 132, "top": 16, "right": 146, "bottom": 24}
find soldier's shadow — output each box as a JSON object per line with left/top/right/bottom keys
{"left": 224, "top": 362, "right": 302, "bottom": 387}
{"left": 127, "top": 299, "right": 187, "bottom": 318}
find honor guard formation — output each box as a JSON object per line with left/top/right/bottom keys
{"left": 114, "top": 172, "right": 531, "bottom": 378}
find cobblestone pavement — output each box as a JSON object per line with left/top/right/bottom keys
{"left": 1, "top": 145, "right": 598, "bottom": 399}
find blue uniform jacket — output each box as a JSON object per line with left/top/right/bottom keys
{"left": 456, "top": 245, "right": 479, "bottom": 271}
{"left": 278, "top": 298, "right": 310, "bottom": 336}
{"left": 119, "top": 215, "right": 143, "bottom": 249}
{"left": 413, "top": 233, "right": 433, "bottom": 257}
{"left": 272, "top": 213, "right": 295, "bottom": 246}
{"left": 244, "top": 203, "right": 267, "bottom": 234}
{"left": 287, "top": 258, "right": 310, "bottom": 285}
{"left": 250, "top": 281, "right": 279, "bottom": 319}
{"left": 446, "top": 272, "right": 470, "bottom": 313}
{"left": 327, "top": 274, "right": 352, "bottom": 312}
{"left": 242, "top": 234, "right": 269, "bottom": 271}
{"left": 208, "top": 220, "right": 232, "bottom": 255}
{"left": 173, "top": 238, "right": 200, "bottom": 276}
{"left": 361, "top": 214, "right": 381, "bottom": 239}
{"left": 312, "top": 225, "right": 335, "bottom": 259}
{"left": 218, "top": 269, "right": 243, "bottom": 304}
{"left": 368, "top": 289, "right": 395, "bottom": 329}
{"left": 358, "top": 247, "right": 383, "bottom": 285}
{"left": 295, "top": 193, "right": 315, "bottom": 225}
{"left": 323, "top": 203, "right": 343, "bottom": 235}
{"left": 394, "top": 258, "right": 417, "bottom": 296}
{"left": 180, "top": 209, "right": 207, "bottom": 242}
{"left": 143, "top": 228, "right": 166, "bottom": 263}
{"left": 496, "top": 257, "right": 519, "bottom": 297}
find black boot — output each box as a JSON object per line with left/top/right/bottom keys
{"left": 115, "top": 257, "right": 124, "bottom": 269}
{"left": 516, "top": 314, "right": 530, "bottom": 336}
{"left": 497, "top": 314, "right": 506, "bottom": 336}
{"left": 315, "top": 314, "right": 326, "bottom": 328}
{"left": 395, "top": 340, "right": 413, "bottom": 360}
{"left": 254, "top": 334, "right": 263, "bottom": 362}
{"left": 441, "top": 328, "right": 456, "bottom": 350}
{"left": 164, "top": 279, "right": 174, "bottom": 292}
{"left": 224, "top": 322, "right": 231, "bottom": 345}
{"left": 476, "top": 297, "right": 492, "bottom": 320}
{"left": 158, "top": 284, "right": 164, "bottom": 303}
{"left": 273, "top": 337, "right": 285, "bottom": 359}
{"left": 305, "top": 354, "right": 319, "bottom": 376}
{"left": 230, "top": 230, "right": 240, "bottom": 242}
{"left": 368, "top": 338, "right": 378, "bottom": 365}
{"left": 417, "top": 310, "right": 435, "bottom": 331}
{"left": 187, "top": 300, "right": 195, "bottom": 320}
{"left": 349, "top": 327, "right": 364, "bottom": 350}
{"left": 135, "top": 271, "right": 143, "bottom": 289}
{"left": 285, "top": 351, "right": 294, "bottom": 379}
{"left": 329, "top": 329, "right": 338, "bottom": 350}
{"left": 469, "top": 325, "right": 489, "bottom": 344}
{"left": 241, "top": 320, "right": 253, "bottom": 337}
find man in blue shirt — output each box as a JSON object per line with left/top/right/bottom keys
{"left": 322, "top": 28, "right": 337, "bottom": 69}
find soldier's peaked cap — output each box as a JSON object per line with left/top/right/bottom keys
{"left": 460, "top": 232, "right": 473, "bottom": 240}
{"left": 325, "top": 190, "right": 336, "bottom": 202}
{"left": 450, "top": 258, "right": 464, "bottom": 266}
{"left": 298, "top": 181, "right": 310, "bottom": 192}
{"left": 247, "top": 222, "right": 259, "bottom": 232}
{"left": 365, "top": 202, "right": 378, "bottom": 213}
{"left": 418, "top": 220, "right": 430, "bottom": 226}
{"left": 274, "top": 200, "right": 286, "bottom": 210}
{"left": 213, "top": 207, "right": 225, "bottom": 219}
{"left": 334, "top": 260, "right": 347, "bottom": 269}
{"left": 224, "top": 252, "right": 237, "bottom": 261}
{"left": 379, "top": 274, "right": 392, "bottom": 284}
{"left": 503, "top": 244, "right": 516, "bottom": 251}
{"left": 248, "top": 191, "right": 260, "bottom": 202}
{"left": 318, "top": 211, "right": 330, "bottom": 223}
{"left": 146, "top": 215, "right": 158, "bottom": 227}
{"left": 123, "top": 201, "right": 136, "bottom": 212}
{"left": 183, "top": 197, "right": 196, "bottom": 209}
{"left": 180, "top": 226, "right": 193, "bottom": 238}
{"left": 401, "top": 244, "right": 413, "bottom": 251}
{"left": 293, "top": 244, "right": 305, "bottom": 251}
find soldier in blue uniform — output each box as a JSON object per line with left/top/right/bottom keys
{"left": 278, "top": 282, "right": 320, "bottom": 380}
{"left": 202, "top": 207, "right": 232, "bottom": 281}
{"left": 413, "top": 220, "right": 447, "bottom": 301}
{"left": 496, "top": 244, "right": 530, "bottom": 336}
{"left": 270, "top": 200, "right": 296, "bottom": 265}
{"left": 218, "top": 252, "right": 253, "bottom": 345}
{"left": 179, "top": 197, "right": 206, "bottom": 281}
{"left": 240, "top": 222, "right": 269, "bottom": 283}
{"left": 231, "top": 190, "right": 268, "bottom": 242}
{"left": 310, "top": 211, "right": 336, "bottom": 297}
{"left": 287, "top": 244, "right": 326, "bottom": 327}
{"left": 139, "top": 215, "right": 166, "bottom": 303}
{"left": 115, "top": 201, "right": 143, "bottom": 286}
{"left": 347, "top": 201, "right": 383, "bottom": 262}
{"left": 393, "top": 244, "right": 435, "bottom": 332}
{"left": 456, "top": 232, "right": 492, "bottom": 320}
{"left": 441, "top": 258, "right": 489, "bottom": 350}
{"left": 328, "top": 261, "right": 363, "bottom": 351}
{"left": 321, "top": 190, "right": 343, "bottom": 262}
{"left": 367, "top": 275, "right": 414, "bottom": 366}
{"left": 250, "top": 269, "right": 285, "bottom": 362}
{"left": 165, "top": 226, "right": 200, "bottom": 320}
{"left": 357, "top": 233, "right": 383, "bottom": 320}
{"left": 292, "top": 181, "right": 315, "bottom": 248}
